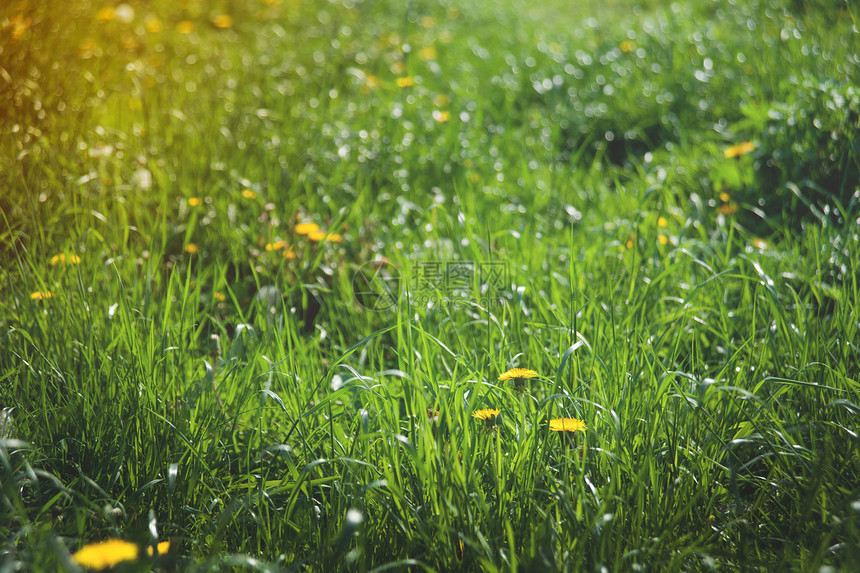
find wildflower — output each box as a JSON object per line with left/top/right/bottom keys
{"left": 620, "top": 40, "right": 635, "bottom": 53}
{"left": 396, "top": 76, "right": 414, "bottom": 88}
{"left": 242, "top": 189, "right": 257, "bottom": 199}
{"left": 723, "top": 141, "right": 755, "bottom": 159}
{"left": 284, "top": 250, "right": 296, "bottom": 261}
{"left": 185, "top": 243, "right": 199, "bottom": 254}
{"left": 146, "top": 540, "right": 171, "bottom": 557}
{"left": 751, "top": 238, "right": 768, "bottom": 250}
{"left": 419, "top": 46, "right": 437, "bottom": 61}
{"left": 176, "top": 20, "right": 194, "bottom": 34}
{"left": 433, "top": 94, "right": 451, "bottom": 107}
{"left": 717, "top": 203, "right": 739, "bottom": 215}
{"left": 657, "top": 234, "right": 668, "bottom": 245}
{"left": 719, "top": 192, "right": 731, "bottom": 203}
{"left": 72, "top": 538, "right": 138, "bottom": 570}
{"left": 188, "top": 197, "right": 202, "bottom": 207}
{"left": 265, "top": 240, "right": 289, "bottom": 252}
{"left": 213, "top": 14, "right": 233, "bottom": 28}
{"left": 295, "top": 222, "right": 320, "bottom": 235}
{"left": 390, "top": 61, "right": 406, "bottom": 75}
{"left": 50, "top": 254, "right": 82, "bottom": 266}
{"left": 308, "top": 230, "right": 326, "bottom": 242}
{"left": 30, "top": 291, "right": 54, "bottom": 300}
{"left": 115, "top": 4, "right": 135, "bottom": 24}
{"left": 548, "top": 417, "right": 587, "bottom": 434}
{"left": 364, "top": 75, "right": 380, "bottom": 88}
{"left": 96, "top": 7, "right": 115, "bottom": 22}
{"left": 625, "top": 235, "right": 635, "bottom": 249}
{"left": 499, "top": 368, "right": 538, "bottom": 393}
{"left": 145, "top": 16, "right": 163, "bottom": 33}
{"left": 433, "top": 110, "right": 451, "bottom": 123}
{"left": 472, "top": 408, "right": 500, "bottom": 430}
{"left": 9, "top": 14, "right": 31, "bottom": 41}
{"left": 657, "top": 216, "right": 667, "bottom": 227}
{"left": 213, "top": 291, "right": 226, "bottom": 302}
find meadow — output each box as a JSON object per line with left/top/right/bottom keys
{"left": 1, "top": 0, "right": 859, "bottom": 570}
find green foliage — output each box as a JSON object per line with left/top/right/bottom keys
{"left": 2, "top": 0, "right": 859, "bottom": 571}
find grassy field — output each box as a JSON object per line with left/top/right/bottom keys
{"left": 2, "top": 0, "right": 859, "bottom": 570}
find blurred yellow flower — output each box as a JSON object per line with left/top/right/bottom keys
{"left": 657, "top": 216, "right": 667, "bottom": 227}
{"left": 396, "top": 76, "right": 414, "bottom": 88}
{"left": 145, "top": 541, "right": 171, "bottom": 557}
{"left": 365, "top": 75, "right": 380, "bottom": 88}
{"left": 242, "top": 189, "right": 257, "bottom": 199}
{"left": 213, "top": 291, "right": 226, "bottom": 302}
{"left": 295, "top": 222, "right": 319, "bottom": 235}
{"left": 717, "top": 203, "right": 739, "bottom": 215}
{"left": 469, "top": 172, "right": 480, "bottom": 183}
{"left": 548, "top": 417, "right": 587, "bottom": 433}
{"left": 625, "top": 235, "right": 635, "bottom": 249}
{"left": 213, "top": 14, "right": 233, "bottom": 28}
{"left": 723, "top": 141, "right": 755, "bottom": 158}
{"left": 145, "top": 16, "right": 163, "bottom": 34}
{"left": 96, "top": 7, "right": 115, "bottom": 22}
{"left": 185, "top": 243, "right": 199, "bottom": 254}
{"left": 284, "top": 249, "right": 297, "bottom": 261}
{"left": 308, "top": 230, "right": 326, "bottom": 242}
{"left": 30, "top": 291, "right": 54, "bottom": 300}
{"left": 50, "top": 254, "right": 82, "bottom": 266}
{"left": 433, "top": 110, "right": 450, "bottom": 123}
{"left": 390, "top": 61, "right": 406, "bottom": 75}
{"left": 419, "top": 46, "right": 437, "bottom": 61}
{"left": 719, "top": 192, "right": 731, "bottom": 203}
{"left": 433, "top": 94, "right": 451, "bottom": 107}
{"left": 265, "top": 240, "right": 289, "bottom": 251}
{"left": 420, "top": 16, "right": 437, "bottom": 29}
{"left": 620, "top": 40, "right": 635, "bottom": 53}
{"left": 177, "top": 20, "right": 194, "bottom": 34}
{"left": 72, "top": 539, "right": 137, "bottom": 570}
{"left": 751, "top": 238, "right": 768, "bottom": 250}
{"left": 658, "top": 234, "right": 668, "bottom": 245}
{"left": 188, "top": 197, "right": 202, "bottom": 207}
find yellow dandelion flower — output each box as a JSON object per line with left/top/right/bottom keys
{"left": 295, "top": 222, "right": 320, "bottom": 235}
{"left": 433, "top": 110, "right": 451, "bottom": 123}
{"left": 284, "top": 249, "right": 297, "bottom": 261}
{"left": 473, "top": 408, "right": 500, "bottom": 430}
{"left": 326, "top": 233, "right": 343, "bottom": 243}
{"left": 498, "top": 368, "right": 538, "bottom": 382}
{"left": 658, "top": 234, "right": 668, "bottom": 245}
{"left": 717, "top": 203, "right": 739, "bottom": 215}
{"left": 185, "top": 243, "right": 199, "bottom": 254}
{"left": 723, "top": 141, "right": 755, "bottom": 159}
{"left": 719, "top": 192, "right": 731, "bottom": 203}
{"left": 145, "top": 16, "right": 163, "bottom": 34}
{"left": 146, "top": 540, "right": 172, "bottom": 557}
{"left": 50, "top": 254, "right": 82, "bottom": 266}
{"left": 625, "top": 236, "right": 635, "bottom": 249}
{"left": 188, "top": 197, "right": 202, "bottom": 207}
{"left": 213, "top": 291, "right": 226, "bottom": 302}
{"left": 213, "top": 14, "right": 233, "bottom": 28}
{"left": 30, "top": 291, "right": 54, "bottom": 300}
{"left": 72, "top": 538, "right": 138, "bottom": 570}
{"left": 265, "top": 240, "right": 288, "bottom": 251}
{"left": 620, "top": 40, "right": 635, "bottom": 53}
{"left": 472, "top": 408, "right": 500, "bottom": 420}
{"left": 242, "top": 189, "right": 257, "bottom": 199}
{"left": 96, "top": 7, "right": 115, "bottom": 22}
{"left": 308, "top": 230, "right": 327, "bottom": 242}
{"left": 176, "top": 20, "right": 194, "bottom": 34}
{"left": 396, "top": 76, "right": 414, "bottom": 88}
{"left": 657, "top": 216, "right": 667, "bottom": 227}
{"left": 365, "top": 75, "right": 380, "bottom": 88}
{"left": 548, "top": 417, "right": 587, "bottom": 433}
{"left": 419, "top": 46, "right": 437, "bottom": 61}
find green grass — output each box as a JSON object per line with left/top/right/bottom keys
{"left": 2, "top": 0, "right": 859, "bottom": 570}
